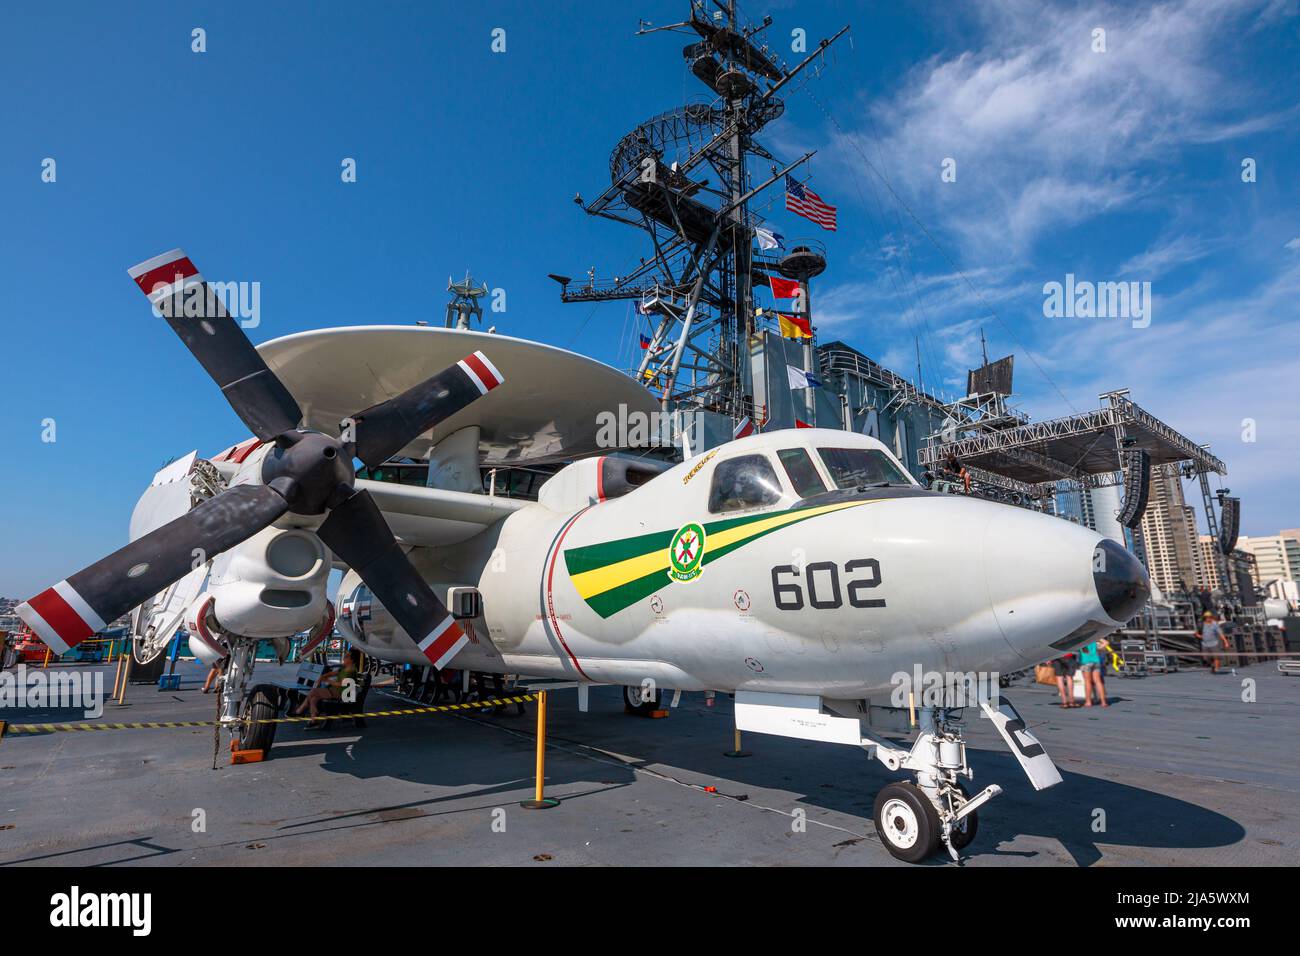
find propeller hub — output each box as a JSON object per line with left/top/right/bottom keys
{"left": 261, "top": 430, "right": 355, "bottom": 515}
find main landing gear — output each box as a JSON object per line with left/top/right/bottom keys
{"left": 623, "top": 683, "right": 663, "bottom": 716}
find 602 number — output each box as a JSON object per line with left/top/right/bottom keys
{"left": 770, "top": 559, "right": 885, "bottom": 611}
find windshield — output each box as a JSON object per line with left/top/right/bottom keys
{"left": 708, "top": 454, "right": 784, "bottom": 513}
{"left": 777, "top": 447, "right": 829, "bottom": 498}
{"left": 817, "top": 447, "right": 912, "bottom": 489}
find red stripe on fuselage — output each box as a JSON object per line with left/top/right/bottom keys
{"left": 544, "top": 508, "right": 592, "bottom": 681}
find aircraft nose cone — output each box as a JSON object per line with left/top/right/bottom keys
{"left": 1092, "top": 539, "right": 1149, "bottom": 623}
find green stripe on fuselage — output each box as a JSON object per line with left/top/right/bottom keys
{"left": 567, "top": 499, "right": 870, "bottom": 619}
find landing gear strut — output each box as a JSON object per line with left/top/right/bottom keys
{"left": 864, "top": 708, "right": 1001, "bottom": 864}
{"left": 735, "top": 692, "right": 1060, "bottom": 864}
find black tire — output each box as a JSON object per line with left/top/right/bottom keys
{"left": 240, "top": 686, "right": 280, "bottom": 752}
{"left": 873, "top": 782, "right": 941, "bottom": 863}
{"left": 623, "top": 684, "right": 662, "bottom": 716}
{"left": 949, "top": 781, "right": 979, "bottom": 851}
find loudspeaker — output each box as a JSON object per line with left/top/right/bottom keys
{"left": 1118, "top": 449, "right": 1151, "bottom": 529}
{"left": 1218, "top": 496, "right": 1240, "bottom": 555}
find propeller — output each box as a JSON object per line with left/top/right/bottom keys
{"left": 18, "top": 249, "right": 501, "bottom": 671}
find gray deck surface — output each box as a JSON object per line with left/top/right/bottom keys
{"left": 1, "top": 660, "right": 1295, "bottom": 866}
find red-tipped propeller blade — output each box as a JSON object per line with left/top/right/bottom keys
{"left": 128, "top": 249, "right": 303, "bottom": 441}
{"left": 316, "top": 489, "right": 467, "bottom": 669}
{"left": 349, "top": 350, "right": 504, "bottom": 468}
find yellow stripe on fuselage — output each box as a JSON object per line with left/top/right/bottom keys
{"left": 568, "top": 499, "right": 873, "bottom": 600}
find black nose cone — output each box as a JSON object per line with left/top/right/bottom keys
{"left": 1093, "top": 540, "right": 1149, "bottom": 623}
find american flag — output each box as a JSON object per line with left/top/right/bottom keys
{"left": 785, "top": 176, "right": 837, "bottom": 231}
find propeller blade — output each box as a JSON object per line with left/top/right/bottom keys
{"left": 316, "top": 489, "right": 467, "bottom": 669}
{"left": 17, "top": 485, "right": 289, "bottom": 655}
{"left": 350, "top": 350, "right": 504, "bottom": 468}
{"left": 127, "top": 249, "right": 303, "bottom": 441}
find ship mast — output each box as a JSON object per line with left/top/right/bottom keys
{"left": 551, "top": 0, "right": 848, "bottom": 433}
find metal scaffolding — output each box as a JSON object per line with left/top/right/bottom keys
{"left": 551, "top": 1, "right": 848, "bottom": 422}
{"left": 918, "top": 389, "right": 1226, "bottom": 498}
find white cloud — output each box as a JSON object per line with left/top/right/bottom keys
{"left": 826, "top": 0, "right": 1286, "bottom": 253}
{"left": 1119, "top": 233, "right": 1223, "bottom": 279}
{"left": 1021, "top": 255, "right": 1300, "bottom": 530}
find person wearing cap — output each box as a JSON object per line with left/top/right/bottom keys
{"left": 1199, "top": 611, "right": 1229, "bottom": 674}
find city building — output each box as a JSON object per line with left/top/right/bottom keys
{"left": 1055, "top": 481, "right": 1127, "bottom": 546}
{"left": 1236, "top": 534, "right": 1300, "bottom": 587}
{"left": 1197, "top": 535, "right": 1226, "bottom": 590}
{"left": 1138, "top": 473, "right": 1202, "bottom": 596}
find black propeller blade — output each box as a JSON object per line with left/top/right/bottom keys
{"left": 17, "top": 485, "right": 288, "bottom": 654}
{"left": 20, "top": 247, "right": 504, "bottom": 668}
{"left": 350, "top": 350, "right": 504, "bottom": 468}
{"left": 316, "top": 489, "right": 468, "bottom": 668}
{"left": 127, "top": 249, "right": 303, "bottom": 441}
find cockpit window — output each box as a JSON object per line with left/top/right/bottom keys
{"left": 777, "top": 448, "right": 829, "bottom": 498}
{"left": 708, "top": 454, "right": 783, "bottom": 513}
{"left": 817, "top": 447, "right": 912, "bottom": 489}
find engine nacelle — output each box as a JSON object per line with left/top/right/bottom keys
{"left": 185, "top": 592, "right": 226, "bottom": 667}
{"left": 200, "top": 526, "right": 331, "bottom": 639}
{"left": 336, "top": 569, "right": 480, "bottom": 663}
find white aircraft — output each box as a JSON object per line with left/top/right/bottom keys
{"left": 19, "top": 249, "right": 1149, "bottom": 862}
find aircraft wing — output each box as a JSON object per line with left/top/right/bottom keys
{"left": 355, "top": 479, "right": 528, "bottom": 548}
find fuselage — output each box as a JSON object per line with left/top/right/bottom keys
{"left": 339, "top": 430, "right": 1147, "bottom": 699}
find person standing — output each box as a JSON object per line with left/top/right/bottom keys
{"left": 1200, "top": 611, "right": 1229, "bottom": 674}
{"left": 201, "top": 660, "right": 223, "bottom": 694}
{"left": 1051, "top": 653, "right": 1078, "bottom": 708}
{"left": 1077, "top": 638, "right": 1110, "bottom": 707}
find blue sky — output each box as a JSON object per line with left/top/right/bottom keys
{"left": 2, "top": 0, "right": 1298, "bottom": 598}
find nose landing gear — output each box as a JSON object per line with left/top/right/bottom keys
{"left": 865, "top": 709, "right": 1004, "bottom": 863}
{"left": 735, "top": 691, "right": 1060, "bottom": 864}
{"left": 873, "top": 782, "right": 940, "bottom": 863}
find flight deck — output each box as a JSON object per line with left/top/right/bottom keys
{"left": 1, "top": 659, "right": 1294, "bottom": 867}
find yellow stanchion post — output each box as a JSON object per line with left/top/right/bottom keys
{"left": 723, "top": 725, "right": 751, "bottom": 758}
{"left": 520, "top": 690, "right": 559, "bottom": 809}
{"left": 112, "top": 654, "right": 125, "bottom": 699}
{"left": 116, "top": 655, "right": 133, "bottom": 706}
{"left": 43, "top": 648, "right": 52, "bottom": 669}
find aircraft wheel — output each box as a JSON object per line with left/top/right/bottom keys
{"left": 623, "top": 684, "right": 662, "bottom": 715}
{"left": 948, "top": 782, "right": 979, "bottom": 851}
{"left": 240, "top": 686, "right": 279, "bottom": 752}
{"left": 873, "top": 782, "right": 940, "bottom": 863}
